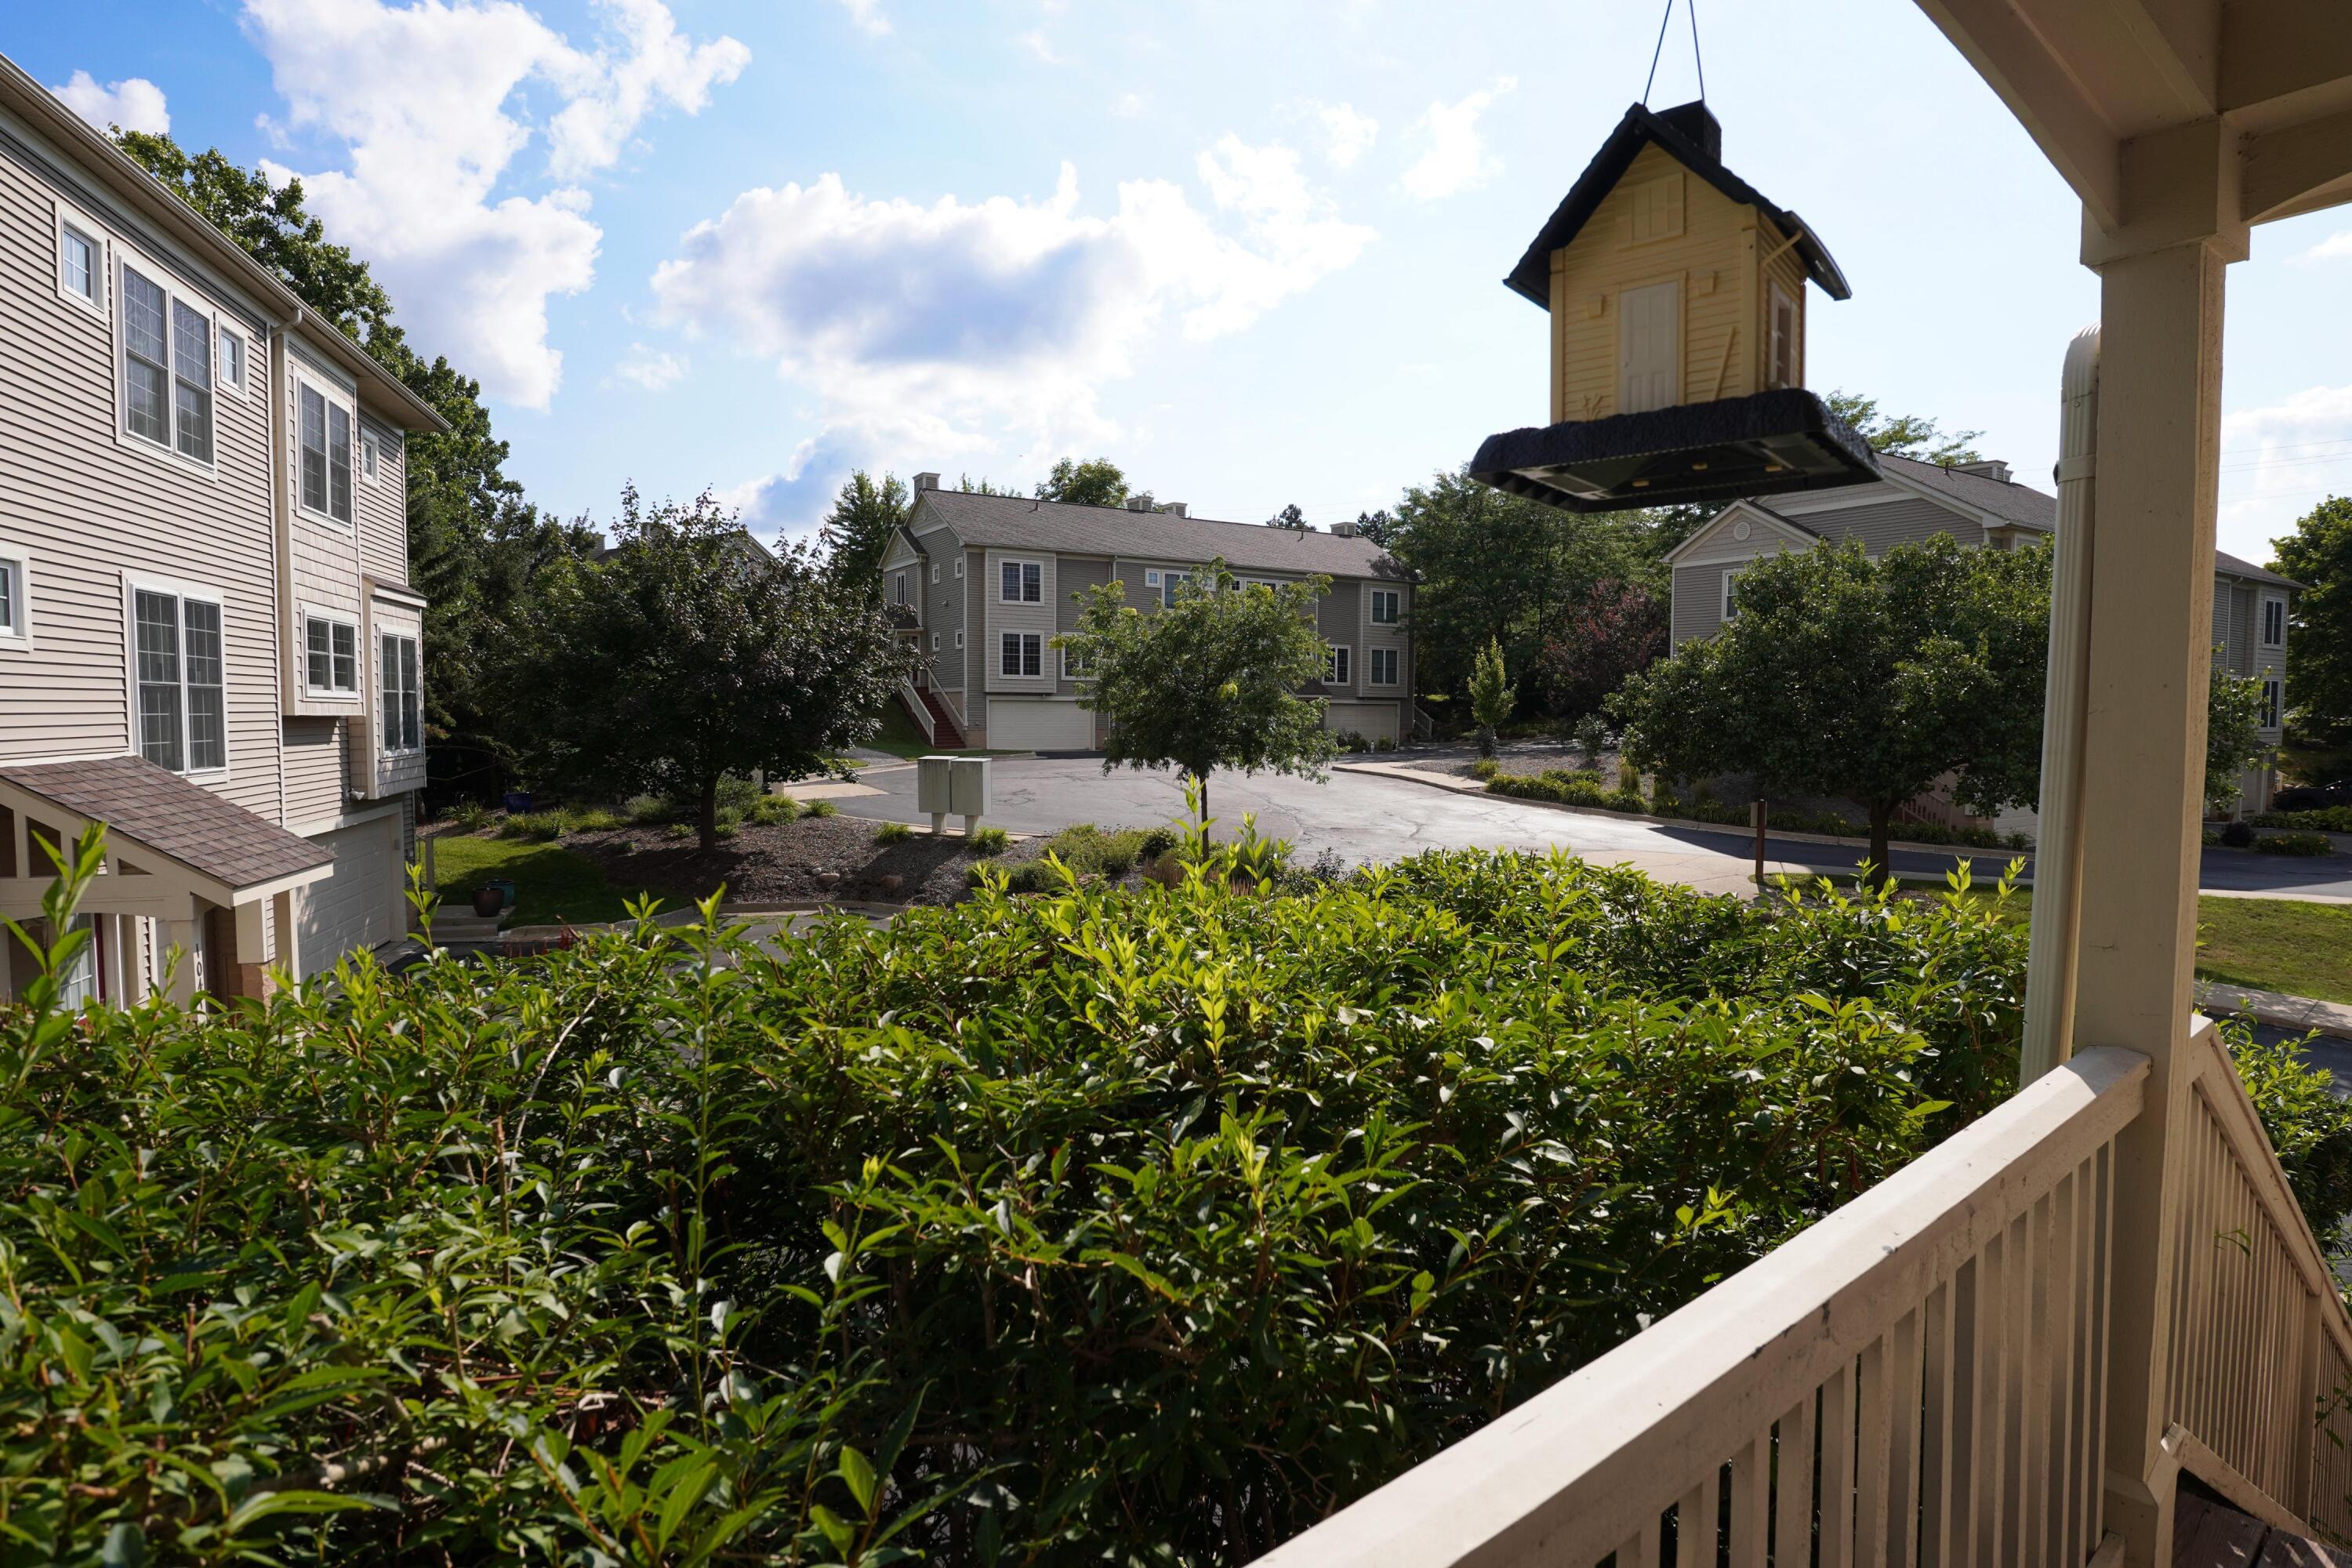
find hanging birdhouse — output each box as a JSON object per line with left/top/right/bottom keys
{"left": 1471, "top": 100, "right": 1878, "bottom": 512}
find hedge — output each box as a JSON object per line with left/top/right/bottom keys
{"left": 1481, "top": 771, "right": 2027, "bottom": 851}
{"left": 2252, "top": 807, "right": 2352, "bottom": 834}
{"left": 0, "top": 837, "right": 2340, "bottom": 1564}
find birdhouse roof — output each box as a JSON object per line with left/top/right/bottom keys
{"left": 1504, "top": 100, "right": 1852, "bottom": 309}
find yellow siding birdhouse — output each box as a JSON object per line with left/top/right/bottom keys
{"left": 1472, "top": 101, "right": 1879, "bottom": 513}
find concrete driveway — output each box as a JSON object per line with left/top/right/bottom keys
{"left": 825, "top": 753, "right": 2352, "bottom": 902}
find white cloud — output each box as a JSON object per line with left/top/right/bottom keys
{"left": 1019, "top": 31, "right": 1064, "bottom": 64}
{"left": 652, "top": 143, "right": 1372, "bottom": 524}
{"left": 1113, "top": 91, "right": 1145, "bottom": 118}
{"left": 49, "top": 71, "right": 170, "bottom": 135}
{"left": 611, "top": 342, "right": 689, "bottom": 391}
{"left": 2292, "top": 231, "right": 2352, "bottom": 264}
{"left": 240, "top": 0, "right": 746, "bottom": 409}
{"left": 1400, "top": 76, "right": 1515, "bottom": 199}
{"left": 840, "top": 0, "right": 890, "bottom": 35}
{"left": 1310, "top": 101, "right": 1377, "bottom": 170}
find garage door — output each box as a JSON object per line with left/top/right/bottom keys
{"left": 1325, "top": 701, "right": 1400, "bottom": 745}
{"left": 989, "top": 698, "right": 1095, "bottom": 752}
{"left": 296, "top": 819, "right": 398, "bottom": 978}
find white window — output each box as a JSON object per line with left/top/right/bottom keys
{"left": 1325, "top": 644, "right": 1351, "bottom": 685}
{"left": 2261, "top": 594, "right": 2286, "bottom": 648}
{"left": 119, "top": 259, "right": 216, "bottom": 466}
{"left": 1769, "top": 282, "right": 1798, "bottom": 390}
{"left": 296, "top": 378, "right": 356, "bottom": 524}
{"left": 2263, "top": 677, "right": 2283, "bottom": 730}
{"left": 893, "top": 572, "right": 909, "bottom": 606}
{"left": 953, "top": 557, "right": 964, "bottom": 579}
{"left": 1159, "top": 572, "right": 1191, "bottom": 608}
{"left": 954, "top": 629, "right": 964, "bottom": 650}
{"left": 1144, "top": 569, "right": 1161, "bottom": 587}
{"left": 1000, "top": 560, "right": 1043, "bottom": 603}
{"left": 1723, "top": 568, "right": 1743, "bottom": 622}
{"left": 931, "top": 562, "right": 940, "bottom": 584}
{"left": 1370, "top": 588, "right": 1400, "bottom": 625}
{"left": 131, "top": 584, "right": 227, "bottom": 774}
{"left": 361, "top": 432, "right": 379, "bottom": 481}
{"left": 1000, "top": 631, "right": 1042, "bottom": 677}
{"left": 1370, "top": 647, "right": 1399, "bottom": 686}
{"left": 218, "top": 326, "right": 246, "bottom": 397}
{"left": 379, "top": 630, "right": 422, "bottom": 753}
{"left": 58, "top": 214, "right": 103, "bottom": 314}
{"left": 1062, "top": 644, "right": 1095, "bottom": 680}
{"left": 0, "top": 555, "right": 27, "bottom": 646}
{"left": 303, "top": 612, "right": 359, "bottom": 697}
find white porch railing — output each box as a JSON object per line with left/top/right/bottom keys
{"left": 1258, "top": 1021, "right": 2352, "bottom": 1566}
{"left": 898, "top": 679, "right": 935, "bottom": 746}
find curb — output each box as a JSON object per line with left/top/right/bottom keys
{"left": 2198, "top": 982, "right": 2352, "bottom": 1042}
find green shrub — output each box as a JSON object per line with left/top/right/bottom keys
{"left": 5, "top": 837, "right": 2344, "bottom": 1564}
{"left": 625, "top": 792, "right": 673, "bottom": 825}
{"left": 1041, "top": 824, "right": 1148, "bottom": 878}
{"left": 2252, "top": 806, "right": 2352, "bottom": 833}
{"left": 1138, "top": 826, "right": 1179, "bottom": 862}
{"left": 968, "top": 825, "right": 1009, "bottom": 855}
{"left": 1470, "top": 758, "right": 1501, "bottom": 782}
{"left": 448, "top": 799, "right": 491, "bottom": 833}
{"left": 497, "top": 808, "right": 572, "bottom": 842}
{"left": 804, "top": 799, "right": 839, "bottom": 820}
{"left": 2254, "top": 831, "right": 2335, "bottom": 857}
{"left": 874, "top": 819, "right": 913, "bottom": 844}
{"left": 750, "top": 793, "right": 801, "bottom": 826}
{"left": 1373, "top": 735, "right": 1396, "bottom": 752}
{"left": 2223, "top": 818, "right": 2258, "bottom": 848}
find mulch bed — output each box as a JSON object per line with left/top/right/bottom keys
{"left": 565, "top": 818, "right": 1053, "bottom": 908}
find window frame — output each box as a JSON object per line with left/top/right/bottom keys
{"left": 122, "top": 572, "right": 230, "bottom": 779}
{"left": 1061, "top": 644, "right": 1096, "bottom": 681}
{"left": 1159, "top": 571, "right": 1192, "bottom": 608}
{"left": 2262, "top": 677, "right": 2283, "bottom": 731}
{"left": 1370, "top": 647, "right": 1400, "bottom": 687}
{"left": 1370, "top": 588, "right": 1401, "bottom": 625}
{"left": 55, "top": 201, "right": 106, "bottom": 319}
{"left": 2260, "top": 593, "right": 2287, "bottom": 648}
{"left": 1000, "top": 630, "right": 1043, "bottom": 678}
{"left": 0, "top": 549, "right": 32, "bottom": 652}
{"left": 378, "top": 627, "right": 423, "bottom": 755}
{"left": 216, "top": 323, "right": 249, "bottom": 401}
{"left": 292, "top": 371, "right": 360, "bottom": 528}
{"left": 999, "top": 558, "right": 1044, "bottom": 604}
{"left": 300, "top": 607, "right": 362, "bottom": 701}
{"left": 930, "top": 561, "right": 941, "bottom": 584}
{"left": 1722, "top": 567, "right": 1744, "bottom": 623}
{"left": 361, "top": 430, "right": 380, "bottom": 482}
{"left": 114, "top": 246, "right": 223, "bottom": 476}
{"left": 1325, "top": 644, "right": 1351, "bottom": 686}
{"left": 954, "top": 629, "right": 964, "bottom": 650}
{"left": 1768, "top": 281, "right": 1799, "bottom": 390}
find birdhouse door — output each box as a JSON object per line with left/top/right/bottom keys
{"left": 1617, "top": 280, "right": 1682, "bottom": 413}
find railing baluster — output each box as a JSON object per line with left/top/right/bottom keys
{"left": 2022, "top": 1193, "right": 2053, "bottom": 1566}
{"left": 1885, "top": 1309, "right": 1922, "bottom": 1568}
{"left": 1973, "top": 1233, "right": 2005, "bottom": 1568}
{"left": 1857, "top": 1336, "right": 1892, "bottom": 1568}
{"left": 1773, "top": 1394, "right": 1817, "bottom": 1568}
{"left": 1823, "top": 1358, "right": 1857, "bottom": 1568}
{"left": 1610, "top": 1517, "right": 1662, "bottom": 1568}
{"left": 2085, "top": 1140, "right": 2114, "bottom": 1558}
{"left": 1919, "top": 1280, "right": 1952, "bottom": 1568}
{"left": 1730, "top": 1429, "right": 1771, "bottom": 1568}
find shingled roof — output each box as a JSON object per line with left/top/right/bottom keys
{"left": 1505, "top": 100, "right": 1851, "bottom": 310}
{"left": 0, "top": 757, "right": 331, "bottom": 891}
{"left": 911, "top": 490, "right": 1406, "bottom": 580}
{"left": 1878, "top": 454, "right": 2058, "bottom": 532}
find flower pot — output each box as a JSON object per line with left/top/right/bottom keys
{"left": 473, "top": 884, "right": 506, "bottom": 918}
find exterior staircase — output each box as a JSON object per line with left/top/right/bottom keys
{"left": 902, "top": 684, "right": 965, "bottom": 750}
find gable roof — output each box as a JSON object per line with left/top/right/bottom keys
{"left": 1505, "top": 100, "right": 1851, "bottom": 309}
{"left": 2214, "top": 550, "right": 2301, "bottom": 590}
{"left": 1663, "top": 499, "right": 1818, "bottom": 564}
{"left": 1874, "top": 454, "right": 2057, "bottom": 532}
{"left": 909, "top": 490, "right": 1406, "bottom": 580}
{"left": 0, "top": 756, "right": 331, "bottom": 892}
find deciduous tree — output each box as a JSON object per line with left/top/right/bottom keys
{"left": 1059, "top": 561, "right": 1336, "bottom": 824}
{"left": 1824, "top": 390, "right": 1985, "bottom": 466}
{"left": 1541, "top": 578, "right": 1668, "bottom": 728}
{"left": 1035, "top": 457, "right": 1130, "bottom": 508}
{"left": 2207, "top": 662, "right": 2271, "bottom": 812}
{"left": 2272, "top": 495, "right": 2350, "bottom": 775}
{"left": 1468, "top": 638, "right": 1515, "bottom": 758}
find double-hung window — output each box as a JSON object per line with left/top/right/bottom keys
{"left": 1722, "top": 569, "right": 1743, "bottom": 622}
{"left": 380, "top": 630, "right": 422, "bottom": 753}
{"left": 297, "top": 379, "right": 356, "bottom": 524}
{"left": 1325, "top": 645, "right": 1351, "bottom": 685}
{"left": 1370, "top": 647, "right": 1399, "bottom": 686}
{"left": 132, "top": 585, "right": 227, "bottom": 774}
{"left": 2262, "top": 677, "right": 2283, "bottom": 730}
{"left": 1000, "top": 631, "right": 1042, "bottom": 677}
{"left": 1062, "top": 644, "right": 1095, "bottom": 680}
{"left": 1159, "top": 572, "right": 1191, "bottom": 608}
{"left": 304, "top": 612, "right": 358, "bottom": 698}
{"left": 361, "top": 433, "right": 379, "bottom": 481}
{"left": 1000, "top": 560, "right": 1043, "bottom": 603}
{"left": 0, "top": 555, "right": 25, "bottom": 644}
{"left": 2261, "top": 594, "right": 2286, "bottom": 648}
{"left": 58, "top": 216, "right": 101, "bottom": 313}
{"left": 1370, "top": 588, "right": 1401, "bottom": 625}
{"left": 119, "top": 259, "right": 216, "bottom": 464}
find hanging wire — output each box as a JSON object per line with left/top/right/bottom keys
{"left": 1642, "top": 0, "right": 1708, "bottom": 104}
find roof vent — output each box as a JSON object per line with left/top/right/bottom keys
{"left": 1652, "top": 100, "right": 1722, "bottom": 161}
{"left": 1126, "top": 492, "right": 1154, "bottom": 511}
{"left": 1156, "top": 501, "right": 1187, "bottom": 517}
{"left": 1328, "top": 519, "right": 1356, "bottom": 538}
{"left": 913, "top": 471, "right": 939, "bottom": 492}
{"left": 1951, "top": 459, "right": 2012, "bottom": 482}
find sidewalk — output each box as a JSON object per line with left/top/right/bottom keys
{"left": 2197, "top": 982, "right": 2352, "bottom": 1042}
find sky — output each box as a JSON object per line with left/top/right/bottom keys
{"left": 16, "top": 0, "right": 2352, "bottom": 566}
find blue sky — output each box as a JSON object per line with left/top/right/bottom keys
{"left": 19, "top": 1, "right": 2352, "bottom": 564}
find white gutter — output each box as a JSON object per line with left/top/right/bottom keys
{"left": 2021, "top": 325, "right": 2101, "bottom": 1083}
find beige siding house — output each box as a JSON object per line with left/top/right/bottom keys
{"left": 880, "top": 476, "right": 1414, "bottom": 750}
{"left": 0, "top": 53, "right": 447, "bottom": 1006}
{"left": 1665, "top": 451, "right": 2298, "bottom": 818}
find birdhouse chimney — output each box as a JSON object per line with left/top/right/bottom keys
{"left": 913, "top": 471, "right": 939, "bottom": 492}
{"left": 1126, "top": 492, "right": 1155, "bottom": 512}
{"left": 1952, "top": 459, "right": 2013, "bottom": 482}
{"left": 1653, "top": 100, "right": 1722, "bottom": 160}
{"left": 1156, "top": 501, "right": 1188, "bottom": 517}
{"left": 1329, "top": 519, "right": 1358, "bottom": 538}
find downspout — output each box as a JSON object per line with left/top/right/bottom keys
{"left": 2020, "top": 326, "right": 2100, "bottom": 1083}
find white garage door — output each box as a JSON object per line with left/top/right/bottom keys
{"left": 296, "top": 819, "right": 398, "bottom": 978}
{"left": 1325, "top": 701, "right": 1401, "bottom": 745}
{"left": 989, "top": 698, "right": 1095, "bottom": 752}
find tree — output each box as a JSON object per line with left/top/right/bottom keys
{"left": 1059, "top": 561, "right": 1336, "bottom": 825}
{"left": 1035, "top": 457, "right": 1129, "bottom": 508}
{"left": 2207, "top": 663, "right": 2271, "bottom": 811}
{"left": 2272, "top": 495, "right": 2350, "bottom": 770}
{"left": 1540, "top": 578, "right": 1668, "bottom": 728}
{"left": 1611, "top": 535, "right": 2052, "bottom": 884}
{"left": 819, "top": 471, "right": 909, "bottom": 601}
{"left": 1266, "top": 503, "right": 1308, "bottom": 531}
{"left": 1468, "top": 639, "right": 1515, "bottom": 758}
{"left": 493, "top": 486, "right": 899, "bottom": 849}
{"left": 1824, "top": 390, "right": 1985, "bottom": 466}
{"left": 1352, "top": 509, "right": 1398, "bottom": 548}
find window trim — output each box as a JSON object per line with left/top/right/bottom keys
{"left": 300, "top": 606, "right": 363, "bottom": 701}
{"left": 1000, "top": 630, "right": 1043, "bottom": 678}
{"left": 930, "top": 561, "right": 941, "bottom": 584}
{"left": 122, "top": 571, "right": 230, "bottom": 780}
{"left": 1722, "top": 568, "right": 1743, "bottom": 622}
{"left": 1325, "top": 644, "right": 1351, "bottom": 687}
{"left": 1370, "top": 588, "right": 1401, "bottom": 625}
{"left": 954, "top": 629, "right": 964, "bottom": 650}
{"left": 2260, "top": 592, "right": 2287, "bottom": 648}
{"left": 1370, "top": 646, "right": 1400, "bottom": 687}
{"left": 292, "top": 371, "right": 360, "bottom": 528}
{"left": 1768, "top": 281, "right": 1799, "bottom": 390}
{"left": 953, "top": 557, "right": 964, "bottom": 579}
{"left": 114, "top": 245, "right": 223, "bottom": 477}
{"left": 999, "top": 557, "right": 1044, "bottom": 604}
{"left": 55, "top": 200, "right": 107, "bottom": 319}
{"left": 360, "top": 430, "right": 380, "bottom": 481}
{"left": 0, "top": 548, "right": 32, "bottom": 652}
{"left": 1061, "top": 644, "right": 1095, "bottom": 681}
{"left": 1159, "top": 571, "right": 1192, "bottom": 608}
{"left": 216, "top": 322, "right": 249, "bottom": 401}
{"left": 377, "top": 626, "right": 423, "bottom": 755}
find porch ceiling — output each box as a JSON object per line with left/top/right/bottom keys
{"left": 1913, "top": 0, "right": 2352, "bottom": 232}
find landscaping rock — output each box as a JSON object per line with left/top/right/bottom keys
{"left": 561, "top": 816, "right": 1060, "bottom": 908}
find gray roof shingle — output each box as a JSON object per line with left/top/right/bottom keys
{"left": 0, "top": 757, "right": 332, "bottom": 891}
{"left": 912, "top": 491, "right": 1406, "bottom": 580}
{"left": 1878, "top": 454, "right": 2058, "bottom": 532}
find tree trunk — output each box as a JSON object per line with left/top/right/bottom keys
{"left": 1196, "top": 770, "right": 1210, "bottom": 832}
{"left": 699, "top": 772, "right": 720, "bottom": 853}
{"left": 1867, "top": 801, "right": 1894, "bottom": 894}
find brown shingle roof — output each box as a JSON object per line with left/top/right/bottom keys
{"left": 913, "top": 490, "right": 1406, "bottom": 579}
{"left": 0, "top": 757, "right": 332, "bottom": 891}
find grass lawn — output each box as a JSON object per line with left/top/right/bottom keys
{"left": 429, "top": 833, "right": 640, "bottom": 927}
{"left": 1893, "top": 878, "right": 2352, "bottom": 1006}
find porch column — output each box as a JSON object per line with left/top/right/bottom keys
{"left": 2076, "top": 234, "right": 2230, "bottom": 1568}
